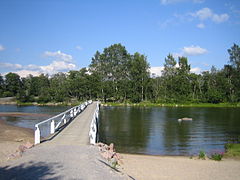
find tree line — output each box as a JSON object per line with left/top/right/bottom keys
{"left": 0, "top": 43, "right": 239, "bottom": 104}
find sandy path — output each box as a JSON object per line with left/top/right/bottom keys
{"left": 0, "top": 120, "right": 34, "bottom": 164}
{"left": 121, "top": 154, "right": 240, "bottom": 180}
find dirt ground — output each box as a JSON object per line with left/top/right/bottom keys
{"left": 0, "top": 120, "right": 34, "bottom": 164}
{"left": 121, "top": 153, "right": 240, "bottom": 180}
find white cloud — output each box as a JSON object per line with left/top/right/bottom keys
{"left": 195, "top": 7, "right": 212, "bottom": 20}
{"left": 14, "top": 70, "right": 41, "bottom": 78}
{"left": 172, "top": 53, "right": 182, "bottom": 58}
{"left": 76, "top": 45, "right": 83, "bottom": 51}
{"left": 150, "top": 66, "right": 164, "bottom": 77}
{"left": 182, "top": 45, "right": 208, "bottom": 56}
{"left": 0, "top": 62, "right": 23, "bottom": 69}
{"left": 44, "top": 50, "right": 73, "bottom": 62}
{"left": 161, "top": 7, "right": 229, "bottom": 29}
{"left": 39, "top": 61, "right": 76, "bottom": 75}
{"left": 160, "top": 0, "right": 204, "bottom": 5}
{"left": 0, "top": 45, "right": 5, "bottom": 51}
{"left": 197, "top": 23, "right": 205, "bottom": 28}
{"left": 190, "top": 67, "right": 201, "bottom": 74}
{"left": 26, "top": 64, "right": 41, "bottom": 70}
{"left": 172, "top": 45, "right": 207, "bottom": 58}
{"left": 150, "top": 66, "right": 201, "bottom": 76}
{"left": 0, "top": 51, "right": 78, "bottom": 77}
{"left": 212, "top": 13, "right": 229, "bottom": 23}
{"left": 193, "top": 8, "right": 229, "bottom": 23}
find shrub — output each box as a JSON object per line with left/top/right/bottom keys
{"left": 198, "top": 150, "right": 206, "bottom": 160}
{"left": 210, "top": 152, "right": 224, "bottom": 161}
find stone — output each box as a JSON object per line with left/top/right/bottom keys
{"left": 15, "top": 138, "right": 24, "bottom": 142}
{"left": 109, "top": 143, "right": 114, "bottom": 152}
{"left": 24, "top": 141, "right": 34, "bottom": 149}
{"left": 18, "top": 145, "right": 27, "bottom": 153}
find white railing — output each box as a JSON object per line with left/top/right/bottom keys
{"left": 89, "top": 101, "right": 100, "bottom": 145}
{"left": 35, "top": 100, "right": 93, "bottom": 145}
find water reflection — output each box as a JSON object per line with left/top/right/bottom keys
{"left": 99, "top": 106, "right": 240, "bottom": 155}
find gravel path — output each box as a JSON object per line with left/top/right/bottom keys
{"left": 0, "top": 145, "right": 127, "bottom": 180}
{"left": 0, "top": 102, "right": 127, "bottom": 180}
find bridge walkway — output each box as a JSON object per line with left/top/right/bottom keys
{"left": 0, "top": 102, "right": 126, "bottom": 180}
{"left": 48, "top": 101, "right": 97, "bottom": 145}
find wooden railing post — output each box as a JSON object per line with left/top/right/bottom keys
{"left": 35, "top": 125, "right": 40, "bottom": 145}
{"left": 50, "top": 119, "right": 55, "bottom": 134}
{"left": 70, "top": 109, "right": 74, "bottom": 118}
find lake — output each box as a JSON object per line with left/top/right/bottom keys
{"left": 0, "top": 105, "right": 70, "bottom": 136}
{"left": 99, "top": 106, "right": 240, "bottom": 156}
{"left": 1, "top": 104, "right": 240, "bottom": 155}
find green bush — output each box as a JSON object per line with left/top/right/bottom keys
{"left": 198, "top": 150, "right": 206, "bottom": 160}
{"left": 210, "top": 152, "right": 223, "bottom": 161}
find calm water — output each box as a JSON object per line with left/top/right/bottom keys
{"left": 99, "top": 106, "right": 240, "bottom": 156}
{"left": 0, "top": 105, "right": 70, "bottom": 133}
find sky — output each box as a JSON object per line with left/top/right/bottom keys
{"left": 0, "top": 0, "right": 240, "bottom": 77}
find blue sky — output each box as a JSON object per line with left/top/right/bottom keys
{"left": 0, "top": 0, "right": 239, "bottom": 77}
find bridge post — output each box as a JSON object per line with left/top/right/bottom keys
{"left": 74, "top": 108, "right": 77, "bottom": 117}
{"left": 51, "top": 120, "right": 55, "bottom": 134}
{"left": 70, "top": 109, "right": 74, "bottom": 118}
{"left": 35, "top": 125, "right": 40, "bottom": 145}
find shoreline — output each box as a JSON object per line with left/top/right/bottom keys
{"left": 0, "top": 119, "right": 34, "bottom": 164}
{"left": 102, "top": 102, "right": 240, "bottom": 108}
{"left": 1, "top": 97, "right": 240, "bottom": 107}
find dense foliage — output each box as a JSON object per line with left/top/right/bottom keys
{"left": 0, "top": 43, "right": 239, "bottom": 104}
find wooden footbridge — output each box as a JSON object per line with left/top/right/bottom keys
{"left": 34, "top": 100, "right": 99, "bottom": 145}
{"left": 0, "top": 101, "right": 126, "bottom": 180}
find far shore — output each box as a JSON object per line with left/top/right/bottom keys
{"left": 102, "top": 102, "right": 240, "bottom": 108}
{"left": 1, "top": 98, "right": 240, "bottom": 108}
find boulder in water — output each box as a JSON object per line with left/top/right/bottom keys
{"left": 178, "top": 117, "right": 193, "bottom": 122}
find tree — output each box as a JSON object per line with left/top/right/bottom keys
{"left": 49, "top": 73, "right": 68, "bottom": 102}
{"left": 129, "top": 52, "right": 150, "bottom": 102}
{"left": 0, "top": 74, "right": 4, "bottom": 97}
{"left": 161, "top": 54, "right": 177, "bottom": 102}
{"left": 175, "top": 56, "right": 191, "bottom": 102}
{"left": 4, "top": 72, "right": 21, "bottom": 96}
{"left": 228, "top": 43, "right": 240, "bottom": 70}
{"left": 229, "top": 44, "right": 240, "bottom": 101}
{"left": 89, "top": 43, "right": 131, "bottom": 102}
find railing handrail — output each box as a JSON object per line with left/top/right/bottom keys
{"left": 35, "top": 105, "right": 80, "bottom": 127}
{"left": 35, "top": 100, "right": 93, "bottom": 145}
{"left": 89, "top": 101, "right": 100, "bottom": 145}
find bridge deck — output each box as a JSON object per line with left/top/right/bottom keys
{"left": 48, "top": 101, "right": 96, "bottom": 145}
{"left": 0, "top": 102, "right": 126, "bottom": 180}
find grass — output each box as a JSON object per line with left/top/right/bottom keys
{"left": 224, "top": 143, "right": 240, "bottom": 158}
{"left": 102, "top": 102, "right": 240, "bottom": 108}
